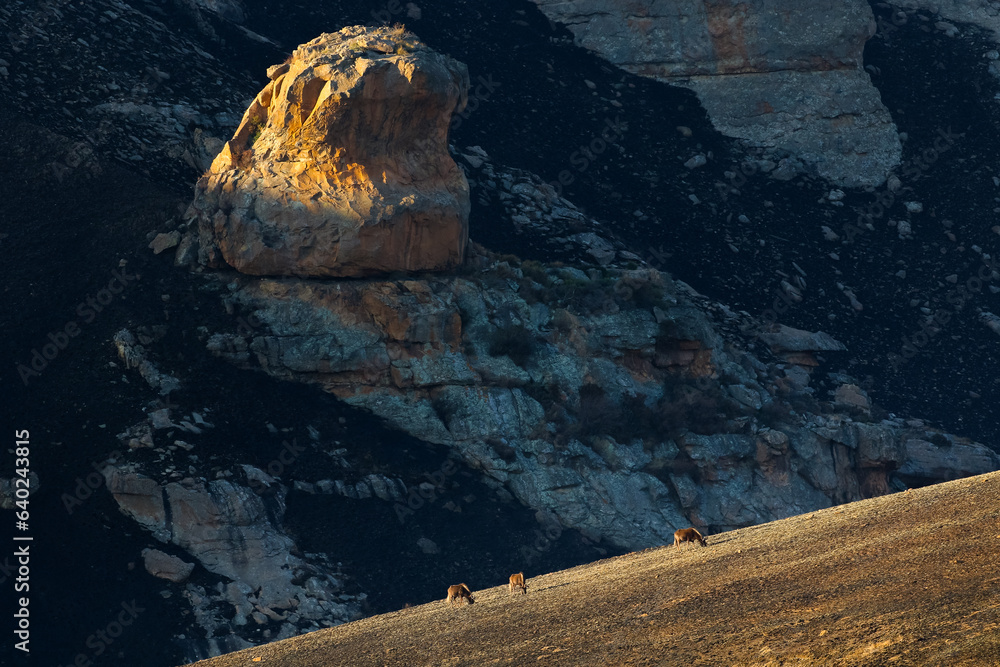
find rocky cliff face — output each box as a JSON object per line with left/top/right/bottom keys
{"left": 199, "top": 142, "right": 997, "bottom": 550}
{"left": 189, "top": 26, "right": 471, "bottom": 277}
{"left": 529, "top": 0, "right": 902, "bottom": 186}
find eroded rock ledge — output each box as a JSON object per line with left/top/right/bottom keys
{"left": 206, "top": 241, "right": 997, "bottom": 549}
{"left": 189, "top": 26, "right": 470, "bottom": 277}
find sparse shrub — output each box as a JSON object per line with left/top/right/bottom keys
{"left": 520, "top": 259, "right": 548, "bottom": 284}
{"left": 787, "top": 391, "right": 821, "bottom": 416}
{"left": 488, "top": 324, "right": 535, "bottom": 367}
{"left": 486, "top": 437, "right": 518, "bottom": 463}
{"left": 246, "top": 115, "right": 266, "bottom": 147}
{"left": 656, "top": 376, "right": 730, "bottom": 436}
{"left": 577, "top": 384, "right": 618, "bottom": 437}
{"left": 550, "top": 309, "right": 576, "bottom": 332}
{"left": 492, "top": 262, "right": 519, "bottom": 280}
{"left": 630, "top": 282, "right": 664, "bottom": 309}
{"left": 578, "top": 280, "right": 616, "bottom": 313}
{"left": 929, "top": 433, "right": 951, "bottom": 448}
{"left": 759, "top": 399, "right": 793, "bottom": 428}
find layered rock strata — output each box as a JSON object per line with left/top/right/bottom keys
{"left": 189, "top": 26, "right": 471, "bottom": 277}
{"left": 200, "top": 159, "right": 998, "bottom": 550}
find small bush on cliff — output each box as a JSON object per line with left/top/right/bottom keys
{"left": 245, "top": 114, "right": 267, "bottom": 148}
{"left": 486, "top": 437, "right": 519, "bottom": 463}
{"left": 577, "top": 384, "right": 618, "bottom": 436}
{"left": 759, "top": 400, "right": 793, "bottom": 428}
{"left": 929, "top": 433, "right": 951, "bottom": 448}
{"left": 562, "top": 385, "right": 659, "bottom": 445}
{"left": 488, "top": 324, "right": 536, "bottom": 367}
{"left": 656, "top": 375, "right": 731, "bottom": 437}
{"left": 520, "top": 259, "right": 549, "bottom": 284}
{"left": 630, "top": 282, "right": 665, "bottom": 309}
{"left": 550, "top": 308, "right": 577, "bottom": 333}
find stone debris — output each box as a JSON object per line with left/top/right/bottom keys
{"left": 149, "top": 230, "right": 181, "bottom": 254}
{"left": 142, "top": 548, "right": 196, "bottom": 583}
{"left": 979, "top": 311, "right": 1000, "bottom": 337}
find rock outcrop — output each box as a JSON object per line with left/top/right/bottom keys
{"left": 202, "top": 151, "right": 998, "bottom": 551}
{"left": 530, "top": 0, "right": 901, "bottom": 186}
{"left": 104, "top": 461, "right": 362, "bottom": 657}
{"left": 189, "top": 26, "right": 470, "bottom": 277}
{"left": 142, "top": 548, "right": 196, "bottom": 583}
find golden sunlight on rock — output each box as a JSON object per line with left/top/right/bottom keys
{"left": 188, "top": 25, "right": 470, "bottom": 277}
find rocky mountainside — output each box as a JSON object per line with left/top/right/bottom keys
{"left": 3, "top": 1, "right": 1000, "bottom": 665}
{"left": 529, "top": 0, "right": 902, "bottom": 186}
{"left": 198, "top": 131, "right": 996, "bottom": 551}
{"left": 127, "top": 23, "right": 996, "bottom": 657}
{"left": 187, "top": 470, "right": 1000, "bottom": 667}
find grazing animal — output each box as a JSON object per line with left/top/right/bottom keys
{"left": 509, "top": 572, "right": 527, "bottom": 595}
{"left": 446, "top": 583, "right": 474, "bottom": 606}
{"left": 673, "top": 527, "right": 707, "bottom": 548}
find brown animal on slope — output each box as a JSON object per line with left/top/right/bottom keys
{"left": 673, "top": 527, "right": 707, "bottom": 548}
{"left": 509, "top": 572, "right": 527, "bottom": 595}
{"left": 446, "top": 583, "right": 474, "bottom": 606}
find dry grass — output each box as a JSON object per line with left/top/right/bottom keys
{"left": 189, "top": 472, "right": 1000, "bottom": 666}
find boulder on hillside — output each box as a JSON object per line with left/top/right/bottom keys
{"left": 142, "top": 548, "right": 196, "bottom": 583}
{"left": 190, "top": 26, "right": 471, "bottom": 277}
